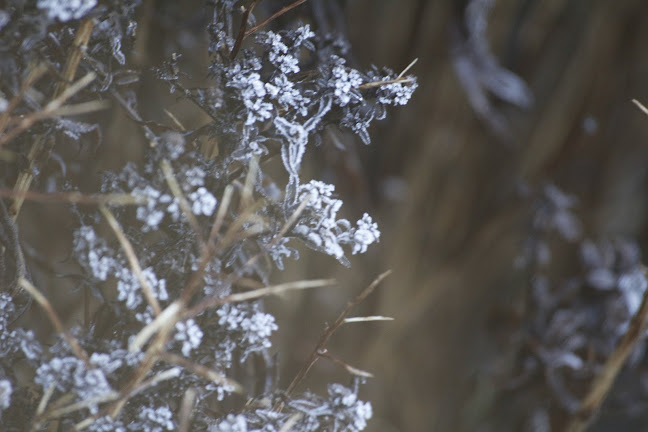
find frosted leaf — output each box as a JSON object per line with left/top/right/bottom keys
{"left": 291, "top": 25, "right": 315, "bottom": 48}
{"left": 267, "top": 237, "right": 299, "bottom": 270}
{"left": 55, "top": 119, "right": 99, "bottom": 140}
{"left": 37, "top": 0, "right": 97, "bottom": 22}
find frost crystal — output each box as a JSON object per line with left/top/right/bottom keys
{"left": 37, "top": 0, "right": 97, "bottom": 22}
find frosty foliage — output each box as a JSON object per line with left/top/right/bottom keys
{"left": 0, "top": 0, "right": 415, "bottom": 429}
{"left": 502, "top": 183, "right": 648, "bottom": 425}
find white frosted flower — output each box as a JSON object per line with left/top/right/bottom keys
{"left": 37, "top": 0, "right": 97, "bottom": 21}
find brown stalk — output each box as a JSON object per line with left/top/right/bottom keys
{"left": 229, "top": 0, "right": 261, "bottom": 60}
{"left": 0, "top": 189, "right": 143, "bottom": 206}
{"left": 99, "top": 205, "right": 162, "bottom": 316}
{"left": 184, "top": 278, "right": 335, "bottom": 319}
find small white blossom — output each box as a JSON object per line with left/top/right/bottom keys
{"left": 329, "top": 58, "right": 363, "bottom": 107}
{"left": 174, "top": 319, "right": 204, "bottom": 356}
{"left": 352, "top": 213, "right": 380, "bottom": 255}
{"left": 117, "top": 267, "right": 168, "bottom": 310}
{"left": 133, "top": 185, "right": 166, "bottom": 231}
{"left": 129, "top": 406, "right": 175, "bottom": 431}
{"left": 189, "top": 187, "right": 217, "bottom": 216}
{"left": 217, "top": 303, "right": 278, "bottom": 360}
{"left": 211, "top": 414, "right": 248, "bottom": 432}
{"left": 37, "top": 0, "right": 97, "bottom": 22}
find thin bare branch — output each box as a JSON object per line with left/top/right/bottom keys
{"left": 161, "top": 352, "right": 243, "bottom": 393}
{"left": 244, "top": 0, "right": 309, "bottom": 37}
{"left": 160, "top": 159, "right": 205, "bottom": 245}
{"left": 317, "top": 349, "right": 374, "bottom": 378}
{"left": 129, "top": 300, "right": 183, "bottom": 353}
{"left": 285, "top": 270, "right": 391, "bottom": 396}
{"left": 230, "top": 0, "right": 261, "bottom": 59}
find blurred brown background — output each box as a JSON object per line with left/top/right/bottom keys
{"left": 286, "top": 0, "right": 648, "bottom": 431}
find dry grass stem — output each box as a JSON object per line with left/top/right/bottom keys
{"left": 161, "top": 352, "right": 243, "bottom": 393}
{"left": 343, "top": 316, "right": 394, "bottom": 324}
{"left": 160, "top": 159, "right": 205, "bottom": 245}
{"left": 18, "top": 277, "right": 90, "bottom": 365}
{"left": 129, "top": 300, "right": 183, "bottom": 353}
{"left": 632, "top": 99, "right": 648, "bottom": 117}
{"left": 178, "top": 387, "right": 197, "bottom": 432}
{"left": 100, "top": 205, "right": 162, "bottom": 316}
{"left": 317, "top": 349, "right": 373, "bottom": 378}
{"left": 185, "top": 279, "right": 336, "bottom": 319}
{"left": 0, "top": 189, "right": 144, "bottom": 206}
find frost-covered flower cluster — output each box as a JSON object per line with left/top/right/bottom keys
{"left": 0, "top": 0, "right": 416, "bottom": 430}
{"left": 37, "top": 0, "right": 97, "bottom": 22}
{"left": 292, "top": 181, "right": 380, "bottom": 264}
